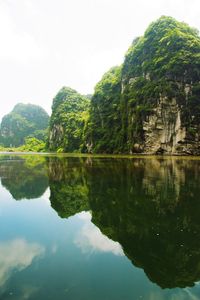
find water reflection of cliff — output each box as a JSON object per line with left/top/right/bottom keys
{"left": 0, "top": 156, "right": 48, "bottom": 200}
{"left": 48, "top": 157, "right": 200, "bottom": 289}
{"left": 47, "top": 157, "right": 89, "bottom": 218}
{"left": 88, "top": 158, "right": 200, "bottom": 288}
{"left": 1, "top": 155, "right": 200, "bottom": 289}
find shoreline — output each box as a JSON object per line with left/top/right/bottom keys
{"left": 1, "top": 151, "right": 200, "bottom": 160}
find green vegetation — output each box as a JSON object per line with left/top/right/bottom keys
{"left": 18, "top": 137, "right": 46, "bottom": 152}
{"left": 0, "top": 103, "right": 49, "bottom": 148}
{"left": 0, "top": 137, "right": 46, "bottom": 153}
{"left": 48, "top": 87, "right": 90, "bottom": 152}
{"left": 87, "top": 66, "right": 123, "bottom": 153}
{"left": 120, "top": 16, "right": 200, "bottom": 151}
{"left": 123, "top": 16, "right": 200, "bottom": 81}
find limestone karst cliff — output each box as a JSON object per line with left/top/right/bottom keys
{"left": 49, "top": 16, "right": 200, "bottom": 154}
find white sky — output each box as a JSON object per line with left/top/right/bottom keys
{"left": 0, "top": 0, "right": 199, "bottom": 120}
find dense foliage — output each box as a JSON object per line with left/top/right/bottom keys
{"left": 49, "top": 87, "right": 90, "bottom": 152}
{"left": 123, "top": 16, "right": 200, "bottom": 81}
{"left": 19, "top": 137, "right": 46, "bottom": 152}
{"left": 87, "top": 66, "right": 123, "bottom": 153}
{"left": 0, "top": 103, "right": 49, "bottom": 147}
{"left": 120, "top": 16, "right": 200, "bottom": 152}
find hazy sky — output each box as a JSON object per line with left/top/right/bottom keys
{"left": 0, "top": 0, "right": 200, "bottom": 120}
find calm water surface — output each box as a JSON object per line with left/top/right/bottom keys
{"left": 0, "top": 154, "right": 200, "bottom": 300}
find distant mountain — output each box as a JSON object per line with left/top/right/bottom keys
{"left": 0, "top": 103, "right": 49, "bottom": 147}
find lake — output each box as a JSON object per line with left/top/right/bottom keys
{"left": 0, "top": 154, "right": 200, "bottom": 300}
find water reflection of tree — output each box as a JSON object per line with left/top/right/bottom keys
{"left": 48, "top": 157, "right": 200, "bottom": 289}
{"left": 0, "top": 155, "right": 48, "bottom": 200}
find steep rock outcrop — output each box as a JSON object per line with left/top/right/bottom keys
{"left": 121, "top": 17, "right": 200, "bottom": 154}
{"left": 48, "top": 87, "right": 90, "bottom": 152}
{"left": 142, "top": 97, "right": 186, "bottom": 154}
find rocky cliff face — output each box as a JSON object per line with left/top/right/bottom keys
{"left": 121, "top": 17, "right": 200, "bottom": 155}
{"left": 49, "top": 124, "right": 65, "bottom": 150}
{"left": 140, "top": 93, "right": 200, "bottom": 155}
{"left": 125, "top": 81, "right": 200, "bottom": 155}
{"left": 143, "top": 97, "right": 185, "bottom": 153}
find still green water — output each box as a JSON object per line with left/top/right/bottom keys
{"left": 0, "top": 154, "right": 200, "bottom": 300}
